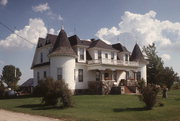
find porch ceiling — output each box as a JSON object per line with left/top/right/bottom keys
{"left": 87, "top": 64, "right": 139, "bottom": 72}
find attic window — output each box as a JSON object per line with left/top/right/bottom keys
{"left": 111, "top": 52, "right": 114, "bottom": 59}
{"left": 98, "top": 50, "right": 101, "bottom": 59}
{"left": 79, "top": 48, "right": 84, "bottom": 60}
{"left": 125, "top": 54, "right": 128, "bottom": 61}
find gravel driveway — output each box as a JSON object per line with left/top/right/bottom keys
{"left": 0, "top": 109, "right": 61, "bottom": 121}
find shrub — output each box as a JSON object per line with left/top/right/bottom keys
{"left": 137, "top": 79, "right": 160, "bottom": 110}
{"left": 171, "top": 83, "right": 180, "bottom": 90}
{"left": 0, "top": 81, "right": 5, "bottom": 97}
{"left": 36, "top": 78, "right": 73, "bottom": 107}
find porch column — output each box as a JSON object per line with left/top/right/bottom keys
{"left": 112, "top": 71, "right": 114, "bottom": 80}
{"left": 100, "top": 71, "right": 104, "bottom": 81}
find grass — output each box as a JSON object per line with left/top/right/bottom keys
{"left": 0, "top": 90, "right": 180, "bottom": 121}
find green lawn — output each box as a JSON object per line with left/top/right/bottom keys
{"left": 0, "top": 90, "right": 180, "bottom": 121}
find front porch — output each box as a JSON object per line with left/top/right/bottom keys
{"left": 87, "top": 69, "right": 139, "bottom": 94}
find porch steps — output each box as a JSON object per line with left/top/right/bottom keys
{"left": 124, "top": 86, "right": 135, "bottom": 94}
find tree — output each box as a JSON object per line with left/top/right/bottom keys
{"left": 161, "top": 67, "right": 178, "bottom": 89}
{"left": 1, "top": 65, "right": 21, "bottom": 90}
{"left": 143, "top": 43, "right": 164, "bottom": 85}
{"left": 143, "top": 43, "right": 178, "bottom": 89}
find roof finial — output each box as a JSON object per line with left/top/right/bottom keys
{"left": 61, "top": 20, "right": 64, "bottom": 30}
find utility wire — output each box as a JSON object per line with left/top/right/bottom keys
{"left": 0, "top": 21, "right": 36, "bottom": 46}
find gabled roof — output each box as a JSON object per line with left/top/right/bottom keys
{"left": 45, "top": 34, "right": 57, "bottom": 45}
{"left": 69, "top": 35, "right": 91, "bottom": 46}
{"left": 130, "top": 44, "right": 145, "bottom": 61}
{"left": 37, "top": 38, "right": 45, "bottom": 48}
{"left": 89, "top": 39, "right": 116, "bottom": 50}
{"left": 112, "top": 43, "right": 129, "bottom": 53}
{"left": 50, "top": 29, "right": 76, "bottom": 57}
{"left": 21, "top": 78, "right": 34, "bottom": 87}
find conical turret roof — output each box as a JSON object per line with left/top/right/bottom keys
{"left": 130, "top": 44, "right": 145, "bottom": 61}
{"left": 50, "top": 29, "right": 76, "bottom": 57}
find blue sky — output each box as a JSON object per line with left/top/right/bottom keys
{"left": 0, "top": 0, "right": 180, "bottom": 84}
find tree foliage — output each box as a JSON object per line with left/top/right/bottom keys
{"left": 143, "top": 43, "right": 178, "bottom": 89}
{"left": 143, "top": 43, "right": 164, "bottom": 85}
{"left": 1, "top": 65, "right": 22, "bottom": 90}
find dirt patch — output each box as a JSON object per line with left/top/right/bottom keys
{"left": 0, "top": 109, "right": 61, "bottom": 121}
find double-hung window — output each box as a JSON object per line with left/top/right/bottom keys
{"left": 57, "top": 68, "right": 63, "bottom": 80}
{"left": 78, "top": 69, "right": 83, "bottom": 82}
{"left": 79, "top": 48, "right": 84, "bottom": 60}
{"left": 111, "top": 52, "right": 114, "bottom": 59}
{"left": 40, "top": 52, "right": 43, "bottom": 63}
{"left": 37, "top": 72, "right": 40, "bottom": 81}
{"left": 98, "top": 50, "right": 101, "bottom": 59}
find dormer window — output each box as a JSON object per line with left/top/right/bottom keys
{"left": 125, "top": 54, "right": 128, "bottom": 61}
{"left": 40, "top": 52, "right": 43, "bottom": 63}
{"left": 111, "top": 52, "right": 114, "bottom": 59}
{"left": 79, "top": 48, "right": 84, "bottom": 60}
{"left": 98, "top": 50, "right": 101, "bottom": 59}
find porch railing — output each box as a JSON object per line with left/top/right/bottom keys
{"left": 87, "top": 59, "right": 139, "bottom": 67}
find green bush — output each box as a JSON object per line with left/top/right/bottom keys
{"left": 137, "top": 79, "right": 160, "bottom": 110}
{"left": 35, "top": 78, "right": 73, "bottom": 107}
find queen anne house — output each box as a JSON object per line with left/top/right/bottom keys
{"left": 31, "top": 27, "right": 148, "bottom": 94}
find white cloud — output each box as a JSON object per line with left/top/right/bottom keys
{"left": 32, "top": 2, "right": 63, "bottom": 22}
{"left": 47, "top": 11, "right": 63, "bottom": 22}
{"left": 32, "top": 3, "right": 50, "bottom": 13}
{"left": 0, "top": 0, "right": 8, "bottom": 6}
{"left": 0, "top": 18, "right": 48, "bottom": 48}
{"left": 96, "top": 10, "right": 180, "bottom": 51}
{"left": 161, "top": 54, "right": 171, "bottom": 61}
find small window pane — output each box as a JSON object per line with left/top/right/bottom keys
{"left": 57, "top": 68, "right": 63, "bottom": 80}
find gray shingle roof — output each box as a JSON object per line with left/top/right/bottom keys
{"left": 112, "top": 43, "right": 129, "bottom": 52}
{"left": 50, "top": 29, "right": 76, "bottom": 57}
{"left": 21, "top": 78, "right": 34, "bottom": 87}
{"left": 130, "top": 44, "right": 145, "bottom": 61}
{"left": 89, "top": 39, "right": 116, "bottom": 50}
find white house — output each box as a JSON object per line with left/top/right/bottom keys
{"left": 31, "top": 27, "right": 148, "bottom": 94}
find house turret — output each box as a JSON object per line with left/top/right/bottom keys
{"left": 130, "top": 44, "right": 145, "bottom": 62}
{"left": 49, "top": 28, "right": 76, "bottom": 92}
